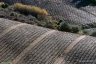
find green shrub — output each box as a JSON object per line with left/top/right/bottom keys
{"left": 57, "top": 19, "right": 63, "bottom": 25}
{"left": 90, "top": 32, "right": 96, "bottom": 36}
{"left": 77, "top": 30, "right": 84, "bottom": 35}
{"left": 83, "top": 28, "right": 96, "bottom": 36}
{"left": 1, "top": 3, "right": 9, "bottom": 8}
{"left": 87, "top": 23, "right": 96, "bottom": 28}
{"left": 58, "top": 21, "right": 82, "bottom": 33}
{"left": 67, "top": 24, "right": 82, "bottom": 33}
{"left": 81, "top": 23, "right": 96, "bottom": 29}
{"left": 82, "top": 29, "right": 92, "bottom": 35}
{"left": 58, "top": 21, "right": 69, "bottom": 31}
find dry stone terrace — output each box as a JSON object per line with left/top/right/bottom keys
{"left": 0, "top": 18, "right": 96, "bottom": 64}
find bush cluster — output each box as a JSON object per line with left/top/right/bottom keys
{"left": 58, "top": 20, "right": 82, "bottom": 33}
{"left": 0, "top": 2, "right": 9, "bottom": 8}
{"left": 14, "top": 3, "right": 49, "bottom": 16}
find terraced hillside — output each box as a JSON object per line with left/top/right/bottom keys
{"left": 0, "top": 0, "right": 96, "bottom": 64}
{"left": 65, "top": 0, "right": 96, "bottom": 16}
{"left": 0, "top": 18, "right": 96, "bottom": 64}
{"left": 0, "top": 0, "right": 96, "bottom": 24}
{"left": 0, "top": 0, "right": 96, "bottom": 36}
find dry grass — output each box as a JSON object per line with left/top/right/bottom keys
{"left": 14, "top": 3, "right": 49, "bottom": 16}
{"left": 0, "top": 2, "right": 5, "bottom": 6}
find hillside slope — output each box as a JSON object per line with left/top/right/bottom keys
{"left": 1, "top": 0, "right": 96, "bottom": 36}
{"left": 0, "top": 0, "right": 96, "bottom": 25}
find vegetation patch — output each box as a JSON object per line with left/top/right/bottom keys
{"left": 14, "top": 3, "right": 49, "bottom": 17}
{"left": 1, "top": 61, "right": 12, "bottom": 64}
{"left": 0, "top": 2, "right": 96, "bottom": 37}
{"left": 57, "top": 20, "right": 85, "bottom": 34}
{"left": 0, "top": 2, "right": 9, "bottom": 8}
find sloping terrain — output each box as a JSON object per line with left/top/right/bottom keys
{"left": 0, "top": 1, "right": 96, "bottom": 64}
{"left": 1, "top": 0, "right": 96, "bottom": 36}
{"left": 0, "top": 18, "right": 96, "bottom": 64}
{"left": 0, "top": 5, "right": 56, "bottom": 29}
{"left": 0, "top": 0, "right": 96, "bottom": 25}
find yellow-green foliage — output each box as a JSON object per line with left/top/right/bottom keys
{"left": 14, "top": 3, "right": 49, "bottom": 16}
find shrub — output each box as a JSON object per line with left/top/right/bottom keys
{"left": 90, "top": 32, "right": 96, "bottom": 36}
{"left": 86, "top": 23, "right": 96, "bottom": 28}
{"left": 57, "top": 19, "right": 63, "bottom": 25}
{"left": 58, "top": 20, "right": 82, "bottom": 33}
{"left": 67, "top": 24, "right": 82, "bottom": 33}
{"left": 14, "top": 3, "right": 49, "bottom": 16}
{"left": 77, "top": 30, "right": 84, "bottom": 35}
{"left": 0, "top": 2, "right": 9, "bottom": 8}
{"left": 83, "top": 28, "right": 96, "bottom": 36}
{"left": 59, "top": 21, "right": 69, "bottom": 31}
{"left": 83, "top": 29, "right": 92, "bottom": 35}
